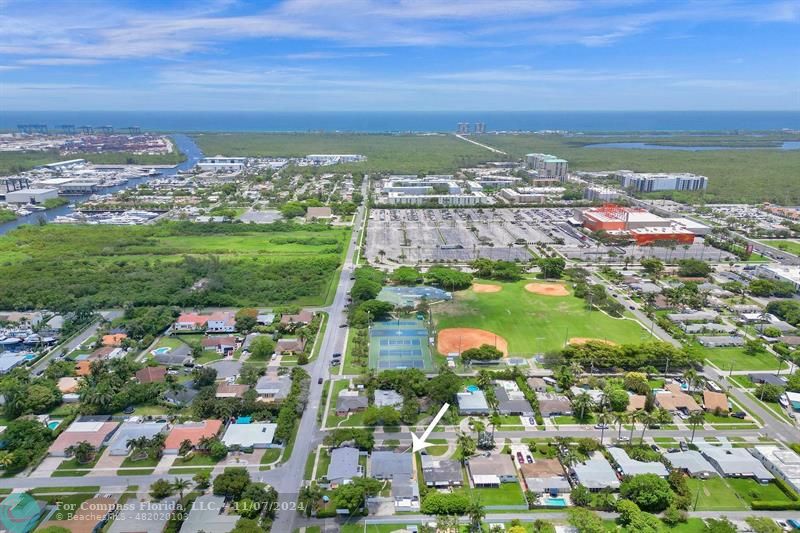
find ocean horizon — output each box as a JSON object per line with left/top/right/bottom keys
{"left": 1, "top": 110, "right": 799, "bottom": 133}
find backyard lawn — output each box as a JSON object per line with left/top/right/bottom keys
{"left": 726, "top": 478, "right": 797, "bottom": 506}
{"left": 434, "top": 280, "right": 650, "bottom": 356}
{"left": 460, "top": 482, "right": 526, "bottom": 506}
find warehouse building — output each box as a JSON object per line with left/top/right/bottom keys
{"left": 5, "top": 187, "right": 59, "bottom": 204}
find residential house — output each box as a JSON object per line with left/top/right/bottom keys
{"left": 326, "top": 446, "right": 363, "bottom": 486}
{"left": 701, "top": 446, "right": 774, "bottom": 482}
{"left": 336, "top": 389, "right": 369, "bottom": 416}
{"left": 280, "top": 310, "right": 314, "bottom": 327}
{"left": 74, "top": 360, "right": 92, "bottom": 377}
{"left": 392, "top": 474, "right": 420, "bottom": 512}
{"left": 102, "top": 333, "right": 128, "bottom": 346}
{"left": 371, "top": 450, "right": 413, "bottom": 480}
{"left": 527, "top": 377, "right": 547, "bottom": 393}
{"left": 656, "top": 383, "right": 701, "bottom": 414}
{"left": 91, "top": 345, "right": 123, "bottom": 360}
{"left": 255, "top": 374, "right": 293, "bottom": 402}
{"left": 627, "top": 394, "right": 647, "bottom": 412}
{"left": 374, "top": 389, "right": 404, "bottom": 409}
{"left": 703, "top": 390, "right": 730, "bottom": 413}
{"left": 181, "top": 494, "right": 238, "bottom": 533}
{"left": 39, "top": 497, "right": 117, "bottom": 533}
{"left": 216, "top": 383, "right": 250, "bottom": 399}
{"left": 174, "top": 313, "right": 209, "bottom": 331}
{"left": 608, "top": 447, "right": 669, "bottom": 477}
{"left": 221, "top": 422, "right": 277, "bottom": 449}
{"left": 256, "top": 312, "right": 276, "bottom": 325}
{"left": 154, "top": 343, "right": 193, "bottom": 366}
{"left": 456, "top": 390, "right": 490, "bottom": 415}
{"left": 0, "top": 493, "right": 45, "bottom": 533}
{"left": 668, "top": 311, "right": 719, "bottom": 323}
{"left": 109, "top": 498, "right": 178, "bottom": 533}
{"left": 520, "top": 459, "right": 570, "bottom": 495}
{"left": 570, "top": 386, "right": 604, "bottom": 404}
{"left": 665, "top": 451, "right": 718, "bottom": 478}
{"left": 206, "top": 311, "right": 236, "bottom": 333}
{"left": 135, "top": 366, "right": 167, "bottom": 384}
{"left": 495, "top": 381, "right": 534, "bottom": 416}
{"left": 467, "top": 454, "right": 517, "bottom": 487}
{"left": 421, "top": 455, "right": 463, "bottom": 487}
{"left": 49, "top": 417, "right": 120, "bottom": 457}
{"left": 164, "top": 420, "right": 223, "bottom": 454}
{"left": 698, "top": 335, "right": 744, "bottom": 348}
{"left": 749, "top": 373, "right": 787, "bottom": 387}
{"left": 682, "top": 323, "right": 738, "bottom": 334}
{"left": 276, "top": 337, "right": 306, "bottom": 354}
{"left": 572, "top": 452, "right": 621, "bottom": 491}
{"left": 752, "top": 445, "right": 800, "bottom": 493}
{"left": 107, "top": 421, "right": 168, "bottom": 456}
{"left": 537, "top": 392, "right": 572, "bottom": 417}
{"left": 202, "top": 336, "right": 237, "bottom": 355}
{"left": 163, "top": 383, "right": 200, "bottom": 406}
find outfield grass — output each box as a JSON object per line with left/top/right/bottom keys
{"left": 192, "top": 133, "right": 493, "bottom": 174}
{"left": 434, "top": 280, "right": 650, "bottom": 356}
{"left": 759, "top": 239, "right": 800, "bottom": 256}
{"left": 697, "top": 345, "right": 784, "bottom": 372}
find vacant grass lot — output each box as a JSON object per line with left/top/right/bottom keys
{"left": 434, "top": 280, "right": 650, "bottom": 356}
{"left": 192, "top": 132, "right": 492, "bottom": 174}
{"left": 696, "top": 345, "right": 783, "bottom": 372}
{"left": 686, "top": 477, "right": 747, "bottom": 511}
{"left": 0, "top": 222, "right": 347, "bottom": 309}
{"left": 478, "top": 133, "right": 800, "bottom": 204}
{"left": 459, "top": 482, "right": 526, "bottom": 506}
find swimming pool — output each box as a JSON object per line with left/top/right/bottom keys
{"left": 152, "top": 347, "right": 172, "bottom": 355}
{"left": 47, "top": 420, "right": 61, "bottom": 431}
{"left": 466, "top": 385, "right": 480, "bottom": 393}
{"left": 23, "top": 353, "right": 36, "bottom": 360}
{"left": 543, "top": 497, "right": 567, "bottom": 507}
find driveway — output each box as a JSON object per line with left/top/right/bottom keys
{"left": 88, "top": 448, "right": 126, "bottom": 476}
{"left": 29, "top": 457, "right": 63, "bottom": 478}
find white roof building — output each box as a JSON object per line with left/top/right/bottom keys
{"left": 752, "top": 446, "right": 800, "bottom": 493}
{"left": 221, "top": 422, "right": 277, "bottom": 448}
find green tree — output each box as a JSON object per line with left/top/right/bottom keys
{"left": 172, "top": 478, "right": 191, "bottom": 500}
{"left": 66, "top": 441, "right": 97, "bottom": 465}
{"left": 150, "top": 478, "right": 175, "bottom": 500}
{"left": 193, "top": 470, "right": 211, "bottom": 489}
{"left": 466, "top": 497, "right": 485, "bottom": 532}
{"left": 248, "top": 336, "right": 276, "bottom": 360}
{"left": 568, "top": 508, "right": 605, "bottom": 533}
{"left": 213, "top": 467, "right": 251, "bottom": 499}
{"left": 688, "top": 410, "right": 705, "bottom": 443}
{"left": 571, "top": 392, "right": 594, "bottom": 421}
{"left": 391, "top": 266, "right": 421, "bottom": 285}
{"left": 570, "top": 484, "right": 592, "bottom": 507}
{"left": 620, "top": 473, "right": 674, "bottom": 512}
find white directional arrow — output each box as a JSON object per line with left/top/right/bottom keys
{"left": 411, "top": 402, "right": 450, "bottom": 453}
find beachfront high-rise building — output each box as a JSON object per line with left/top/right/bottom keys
{"left": 616, "top": 171, "right": 708, "bottom": 192}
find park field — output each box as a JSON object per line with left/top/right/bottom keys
{"left": 477, "top": 134, "right": 800, "bottom": 205}
{"left": 0, "top": 221, "right": 348, "bottom": 309}
{"left": 191, "top": 132, "right": 493, "bottom": 174}
{"left": 433, "top": 280, "right": 651, "bottom": 356}
{"left": 759, "top": 239, "right": 800, "bottom": 256}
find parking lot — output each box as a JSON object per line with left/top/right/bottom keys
{"left": 365, "top": 208, "right": 585, "bottom": 264}
{"left": 558, "top": 238, "right": 737, "bottom": 263}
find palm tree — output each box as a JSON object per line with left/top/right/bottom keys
{"left": 66, "top": 441, "right": 97, "bottom": 465}
{"left": 571, "top": 392, "right": 594, "bottom": 422}
{"left": 466, "top": 496, "right": 486, "bottom": 532}
{"left": 597, "top": 411, "right": 609, "bottom": 444}
{"left": 490, "top": 414, "right": 502, "bottom": 439}
{"left": 298, "top": 483, "right": 323, "bottom": 517}
{"left": 612, "top": 411, "right": 628, "bottom": 440}
{"left": 476, "top": 370, "right": 492, "bottom": 390}
{"left": 0, "top": 451, "right": 14, "bottom": 469}
{"left": 178, "top": 439, "right": 194, "bottom": 457}
{"left": 456, "top": 432, "right": 475, "bottom": 466}
{"left": 638, "top": 411, "right": 656, "bottom": 444}
{"left": 127, "top": 436, "right": 150, "bottom": 461}
{"left": 683, "top": 368, "right": 699, "bottom": 392}
{"left": 172, "top": 478, "right": 191, "bottom": 500}
{"left": 688, "top": 411, "right": 706, "bottom": 443}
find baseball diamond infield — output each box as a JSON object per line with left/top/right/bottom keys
{"left": 524, "top": 282, "right": 570, "bottom": 296}
{"left": 472, "top": 283, "right": 503, "bottom": 293}
{"left": 437, "top": 327, "right": 508, "bottom": 356}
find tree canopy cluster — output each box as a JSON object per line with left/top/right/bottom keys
{"left": 470, "top": 258, "right": 525, "bottom": 281}
{"left": 550, "top": 341, "right": 699, "bottom": 371}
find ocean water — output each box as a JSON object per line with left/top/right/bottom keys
{"left": 1, "top": 111, "right": 799, "bottom": 133}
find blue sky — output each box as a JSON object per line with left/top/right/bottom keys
{"left": 0, "top": 0, "right": 798, "bottom": 111}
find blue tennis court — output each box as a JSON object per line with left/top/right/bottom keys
{"left": 369, "top": 319, "right": 434, "bottom": 371}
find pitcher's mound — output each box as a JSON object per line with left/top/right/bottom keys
{"left": 524, "top": 282, "right": 569, "bottom": 296}
{"left": 568, "top": 338, "right": 618, "bottom": 346}
{"left": 473, "top": 283, "right": 502, "bottom": 293}
{"left": 438, "top": 328, "right": 508, "bottom": 356}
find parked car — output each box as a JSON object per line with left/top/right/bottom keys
{"left": 732, "top": 411, "right": 747, "bottom": 419}
{"left": 330, "top": 360, "right": 340, "bottom": 367}
{"left": 680, "top": 441, "right": 688, "bottom": 451}
{"left": 594, "top": 423, "right": 609, "bottom": 430}
{"left": 332, "top": 352, "right": 342, "bottom": 358}
{"left": 526, "top": 455, "right": 533, "bottom": 464}
{"left": 528, "top": 417, "right": 536, "bottom": 425}
{"left": 516, "top": 452, "right": 525, "bottom": 464}
{"left": 318, "top": 377, "right": 323, "bottom": 385}
{"left": 339, "top": 323, "right": 348, "bottom": 328}
{"left": 650, "top": 444, "right": 660, "bottom": 452}
{"left": 123, "top": 406, "right": 135, "bottom": 414}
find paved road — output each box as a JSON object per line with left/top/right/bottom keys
{"left": 265, "top": 178, "right": 368, "bottom": 533}
{"left": 29, "top": 310, "right": 123, "bottom": 375}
